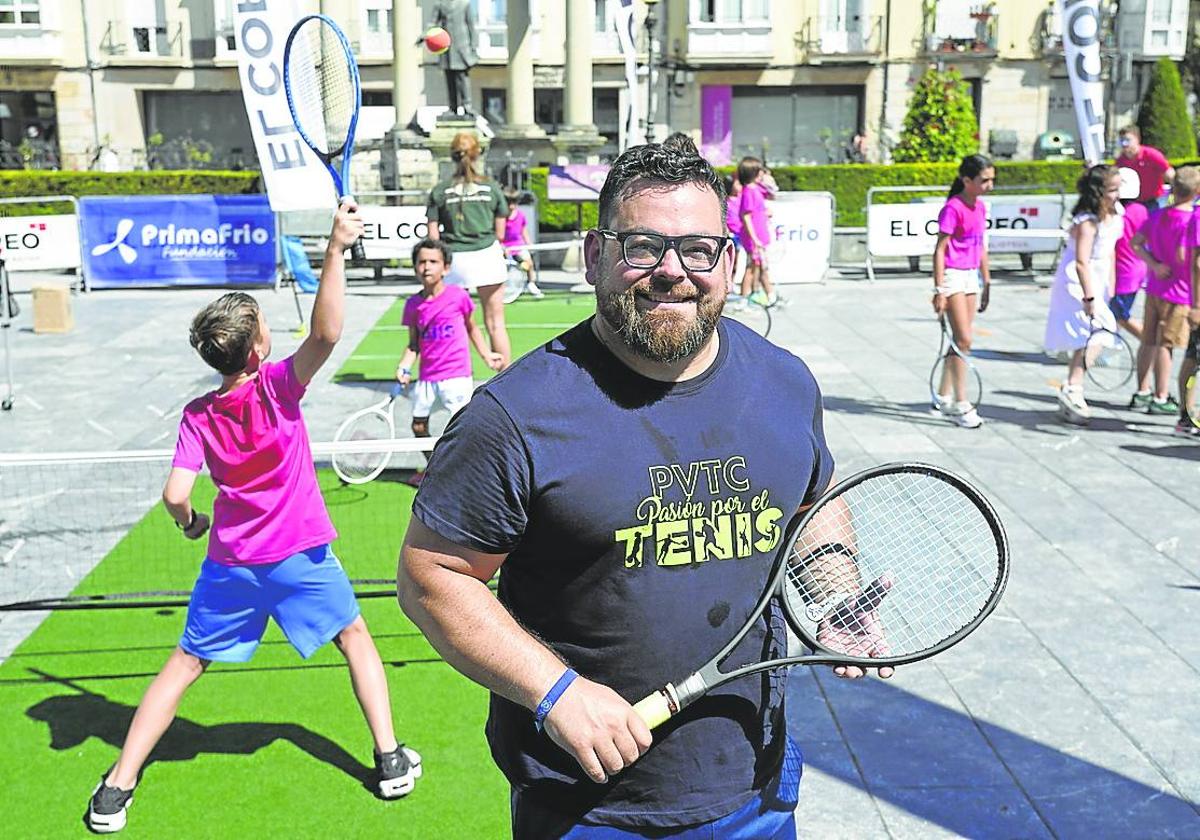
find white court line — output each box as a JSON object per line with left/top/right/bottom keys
{"left": 86, "top": 419, "right": 115, "bottom": 437}
{"left": 2, "top": 537, "right": 25, "bottom": 565}
{"left": 23, "top": 394, "right": 43, "bottom": 411}
{"left": 146, "top": 404, "right": 166, "bottom": 418}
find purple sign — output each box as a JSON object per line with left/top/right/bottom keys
{"left": 701, "top": 85, "right": 732, "bottom": 166}
{"left": 547, "top": 164, "right": 610, "bottom": 201}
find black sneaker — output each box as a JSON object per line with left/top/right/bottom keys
{"left": 87, "top": 772, "right": 134, "bottom": 834}
{"left": 375, "top": 745, "right": 422, "bottom": 799}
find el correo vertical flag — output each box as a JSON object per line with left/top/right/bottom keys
{"left": 611, "top": 0, "right": 645, "bottom": 149}
{"left": 234, "top": 0, "right": 331, "bottom": 211}
{"left": 1059, "top": 0, "right": 1106, "bottom": 164}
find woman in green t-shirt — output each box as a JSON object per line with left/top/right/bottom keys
{"left": 426, "top": 132, "right": 511, "bottom": 367}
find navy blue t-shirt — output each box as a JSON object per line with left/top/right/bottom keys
{"left": 412, "top": 317, "right": 834, "bottom": 829}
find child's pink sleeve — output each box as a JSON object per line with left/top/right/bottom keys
{"left": 460, "top": 288, "right": 476, "bottom": 317}
{"left": 937, "top": 201, "right": 960, "bottom": 236}
{"left": 739, "top": 186, "right": 763, "bottom": 217}
{"left": 401, "top": 296, "right": 417, "bottom": 328}
{"left": 171, "top": 412, "right": 204, "bottom": 472}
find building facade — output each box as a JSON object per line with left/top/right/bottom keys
{"left": 0, "top": 0, "right": 1192, "bottom": 171}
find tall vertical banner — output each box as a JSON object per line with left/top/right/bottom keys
{"left": 611, "top": 0, "right": 644, "bottom": 149}
{"left": 700, "top": 86, "right": 733, "bottom": 165}
{"left": 235, "top": 0, "right": 331, "bottom": 211}
{"left": 1059, "top": 0, "right": 1106, "bottom": 164}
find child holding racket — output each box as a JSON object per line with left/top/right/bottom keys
{"left": 736, "top": 156, "right": 779, "bottom": 306}
{"left": 86, "top": 205, "right": 422, "bottom": 834}
{"left": 932, "top": 154, "right": 994, "bottom": 429}
{"left": 501, "top": 187, "right": 544, "bottom": 298}
{"left": 1043, "top": 164, "right": 1123, "bottom": 425}
{"left": 396, "top": 238, "right": 503, "bottom": 486}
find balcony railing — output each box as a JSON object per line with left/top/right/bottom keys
{"left": 798, "top": 15, "right": 883, "bottom": 57}
{"left": 922, "top": 4, "right": 997, "bottom": 57}
{"left": 1035, "top": 3, "right": 1118, "bottom": 56}
{"left": 100, "top": 20, "right": 184, "bottom": 58}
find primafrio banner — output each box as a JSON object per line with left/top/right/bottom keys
{"left": 1059, "top": 0, "right": 1106, "bottom": 164}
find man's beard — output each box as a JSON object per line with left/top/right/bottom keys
{"left": 596, "top": 283, "right": 723, "bottom": 363}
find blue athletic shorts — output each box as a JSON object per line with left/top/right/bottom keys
{"left": 1109, "top": 290, "right": 1139, "bottom": 322}
{"left": 511, "top": 737, "right": 802, "bottom": 839}
{"left": 180, "top": 544, "right": 359, "bottom": 662}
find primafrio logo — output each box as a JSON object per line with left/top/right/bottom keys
{"left": 90, "top": 218, "right": 137, "bottom": 264}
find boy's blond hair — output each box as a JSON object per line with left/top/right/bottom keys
{"left": 1173, "top": 166, "right": 1200, "bottom": 202}
{"left": 189, "top": 292, "right": 260, "bottom": 375}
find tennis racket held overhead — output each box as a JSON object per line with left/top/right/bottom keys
{"left": 283, "top": 14, "right": 366, "bottom": 264}
{"left": 632, "top": 463, "right": 1009, "bottom": 730}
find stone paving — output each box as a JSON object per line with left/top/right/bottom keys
{"left": 0, "top": 265, "right": 1198, "bottom": 837}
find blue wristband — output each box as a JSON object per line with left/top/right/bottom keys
{"left": 533, "top": 668, "right": 578, "bottom": 732}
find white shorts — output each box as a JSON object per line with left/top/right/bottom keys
{"left": 411, "top": 376, "right": 474, "bottom": 419}
{"left": 937, "top": 267, "right": 982, "bottom": 297}
{"left": 445, "top": 241, "right": 506, "bottom": 291}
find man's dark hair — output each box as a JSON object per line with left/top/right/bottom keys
{"left": 411, "top": 237, "right": 452, "bottom": 267}
{"left": 597, "top": 144, "right": 725, "bottom": 228}
{"left": 661, "top": 131, "right": 699, "bottom": 156}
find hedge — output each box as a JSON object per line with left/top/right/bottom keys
{"left": 0, "top": 171, "right": 262, "bottom": 216}
{"left": 530, "top": 160, "right": 1089, "bottom": 229}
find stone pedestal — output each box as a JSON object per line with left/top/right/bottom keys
{"left": 379, "top": 126, "right": 438, "bottom": 195}
{"left": 550, "top": 126, "right": 607, "bottom": 165}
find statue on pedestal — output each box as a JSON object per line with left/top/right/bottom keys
{"left": 434, "top": 0, "right": 480, "bottom": 118}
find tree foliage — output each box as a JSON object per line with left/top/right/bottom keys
{"left": 1137, "top": 57, "right": 1197, "bottom": 159}
{"left": 893, "top": 66, "right": 980, "bottom": 163}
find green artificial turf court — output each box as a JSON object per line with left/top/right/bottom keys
{"left": 0, "top": 469, "right": 511, "bottom": 838}
{"left": 335, "top": 290, "right": 597, "bottom": 383}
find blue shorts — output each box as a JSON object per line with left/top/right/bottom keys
{"left": 511, "top": 737, "right": 802, "bottom": 839}
{"left": 180, "top": 545, "right": 359, "bottom": 662}
{"left": 1109, "top": 290, "right": 1139, "bottom": 322}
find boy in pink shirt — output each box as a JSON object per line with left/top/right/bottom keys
{"left": 736, "top": 156, "right": 779, "bottom": 306}
{"left": 86, "top": 205, "right": 422, "bottom": 835}
{"left": 1131, "top": 166, "right": 1200, "bottom": 416}
{"left": 397, "top": 238, "right": 503, "bottom": 486}
{"left": 501, "top": 187, "right": 544, "bottom": 298}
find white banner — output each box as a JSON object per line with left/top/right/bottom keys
{"left": 1059, "top": 0, "right": 1106, "bottom": 164}
{"left": 359, "top": 206, "right": 435, "bottom": 259}
{"left": 867, "top": 196, "right": 1067, "bottom": 258}
{"left": 767, "top": 193, "right": 834, "bottom": 284}
{"left": 0, "top": 215, "right": 81, "bottom": 271}
{"left": 611, "top": 0, "right": 643, "bottom": 149}
{"left": 235, "top": 0, "right": 332, "bottom": 211}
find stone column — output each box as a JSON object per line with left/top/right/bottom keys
{"left": 391, "top": 0, "right": 422, "bottom": 133}
{"left": 552, "top": 0, "right": 604, "bottom": 162}
{"left": 497, "top": 0, "right": 544, "bottom": 139}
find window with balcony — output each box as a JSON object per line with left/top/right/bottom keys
{"left": 470, "top": 0, "right": 508, "bottom": 56}
{"left": 696, "top": 0, "right": 769, "bottom": 23}
{"left": 923, "top": 2, "right": 996, "bottom": 55}
{"left": 1148, "top": 0, "right": 1185, "bottom": 51}
{"left": 688, "top": 0, "right": 772, "bottom": 56}
{"left": 0, "top": 0, "right": 40, "bottom": 26}
{"left": 805, "top": 0, "right": 880, "bottom": 55}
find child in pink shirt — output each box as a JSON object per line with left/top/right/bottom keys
{"left": 86, "top": 205, "right": 422, "bottom": 835}
{"left": 501, "top": 187, "right": 543, "bottom": 298}
{"left": 736, "top": 156, "right": 778, "bottom": 306}
{"left": 1111, "top": 167, "right": 1149, "bottom": 340}
{"left": 397, "top": 238, "right": 503, "bottom": 485}
{"left": 724, "top": 174, "right": 744, "bottom": 295}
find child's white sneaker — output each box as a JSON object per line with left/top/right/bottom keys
{"left": 1057, "top": 385, "right": 1090, "bottom": 425}
{"left": 946, "top": 401, "right": 983, "bottom": 428}
{"left": 931, "top": 392, "right": 954, "bottom": 416}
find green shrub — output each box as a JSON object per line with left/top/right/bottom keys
{"left": 893, "top": 67, "right": 980, "bottom": 163}
{"left": 1137, "top": 57, "right": 1198, "bottom": 159}
{"left": 530, "top": 160, "right": 1084, "bottom": 229}
{"left": 0, "top": 171, "right": 262, "bottom": 216}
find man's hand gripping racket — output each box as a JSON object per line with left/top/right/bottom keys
{"left": 632, "top": 463, "right": 1009, "bottom": 730}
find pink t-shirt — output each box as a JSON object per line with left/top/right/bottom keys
{"left": 937, "top": 194, "right": 987, "bottom": 270}
{"left": 171, "top": 356, "right": 336, "bottom": 566}
{"left": 402, "top": 285, "right": 475, "bottom": 382}
{"left": 1114, "top": 200, "right": 1149, "bottom": 295}
{"left": 725, "top": 195, "right": 744, "bottom": 237}
{"left": 738, "top": 183, "right": 770, "bottom": 252}
{"left": 502, "top": 210, "right": 526, "bottom": 251}
{"left": 1139, "top": 205, "right": 1199, "bottom": 305}
{"left": 1116, "top": 146, "right": 1171, "bottom": 202}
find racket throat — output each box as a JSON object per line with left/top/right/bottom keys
{"left": 672, "top": 673, "right": 709, "bottom": 711}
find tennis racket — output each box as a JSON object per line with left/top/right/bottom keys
{"left": 332, "top": 384, "right": 404, "bottom": 484}
{"left": 283, "top": 14, "right": 366, "bottom": 263}
{"left": 633, "top": 462, "right": 1008, "bottom": 730}
{"left": 723, "top": 293, "right": 772, "bottom": 339}
{"left": 1082, "top": 323, "right": 1134, "bottom": 391}
{"left": 503, "top": 258, "right": 526, "bottom": 305}
{"left": 929, "top": 315, "right": 983, "bottom": 413}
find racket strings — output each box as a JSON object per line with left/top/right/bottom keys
{"left": 1084, "top": 329, "right": 1134, "bottom": 391}
{"left": 784, "top": 471, "right": 1001, "bottom": 661}
{"left": 332, "top": 411, "right": 394, "bottom": 483}
{"left": 286, "top": 20, "right": 355, "bottom": 156}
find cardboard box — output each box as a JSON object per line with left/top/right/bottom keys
{"left": 32, "top": 284, "right": 73, "bottom": 334}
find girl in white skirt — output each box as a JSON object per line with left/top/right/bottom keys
{"left": 1043, "top": 164, "right": 1123, "bottom": 424}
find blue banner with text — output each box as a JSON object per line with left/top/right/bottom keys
{"left": 79, "top": 195, "right": 276, "bottom": 288}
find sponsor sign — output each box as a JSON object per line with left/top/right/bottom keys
{"left": 359, "top": 205, "right": 435, "bottom": 259}
{"left": 79, "top": 195, "right": 276, "bottom": 288}
{"left": 867, "top": 196, "right": 1067, "bottom": 258}
{"left": 0, "top": 215, "right": 81, "bottom": 271}
{"left": 548, "top": 164, "right": 610, "bottom": 201}
{"left": 768, "top": 192, "right": 834, "bottom": 284}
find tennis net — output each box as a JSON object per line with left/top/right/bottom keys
{"left": 0, "top": 438, "right": 436, "bottom": 611}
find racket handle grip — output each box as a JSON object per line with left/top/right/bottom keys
{"left": 632, "top": 690, "right": 676, "bottom": 731}
{"left": 350, "top": 238, "right": 366, "bottom": 264}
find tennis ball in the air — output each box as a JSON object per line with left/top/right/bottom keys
{"left": 425, "top": 27, "right": 451, "bottom": 55}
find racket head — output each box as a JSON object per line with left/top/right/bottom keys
{"left": 778, "top": 463, "right": 1008, "bottom": 668}
{"left": 503, "top": 262, "right": 525, "bottom": 304}
{"left": 332, "top": 404, "right": 395, "bottom": 484}
{"left": 283, "top": 14, "right": 361, "bottom": 186}
{"left": 1083, "top": 328, "right": 1134, "bottom": 391}
{"left": 723, "top": 296, "right": 772, "bottom": 338}
{"left": 930, "top": 318, "right": 983, "bottom": 410}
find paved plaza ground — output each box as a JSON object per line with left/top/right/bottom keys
{"left": 1, "top": 264, "right": 1198, "bottom": 837}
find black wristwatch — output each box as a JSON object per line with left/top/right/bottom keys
{"left": 1082, "top": 297, "right": 1095, "bottom": 303}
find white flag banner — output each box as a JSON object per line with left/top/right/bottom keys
{"left": 1059, "top": 0, "right": 1106, "bottom": 164}
{"left": 235, "top": 0, "right": 332, "bottom": 211}
{"left": 611, "top": 0, "right": 644, "bottom": 149}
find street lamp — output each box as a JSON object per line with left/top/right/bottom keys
{"left": 644, "top": 0, "right": 660, "bottom": 143}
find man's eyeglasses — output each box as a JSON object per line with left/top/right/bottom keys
{"left": 596, "top": 229, "right": 730, "bottom": 272}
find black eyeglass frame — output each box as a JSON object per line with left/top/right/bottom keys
{"left": 595, "top": 229, "right": 732, "bottom": 273}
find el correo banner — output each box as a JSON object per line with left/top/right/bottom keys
{"left": 235, "top": 0, "right": 332, "bottom": 211}
{"left": 867, "top": 196, "right": 1068, "bottom": 259}
{"left": 1059, "top": 0, "right": 1106, "bottom": 164}
{"left": 0, "top": 215, "right": 81, "bottom": 271}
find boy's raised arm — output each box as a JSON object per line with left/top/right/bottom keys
{"left": 294, "top": 203, "right": 364, "bottom": 386}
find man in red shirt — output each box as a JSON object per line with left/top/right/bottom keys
{"left": 1115, "top": 125, "right": 1175, "bottom": 206}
